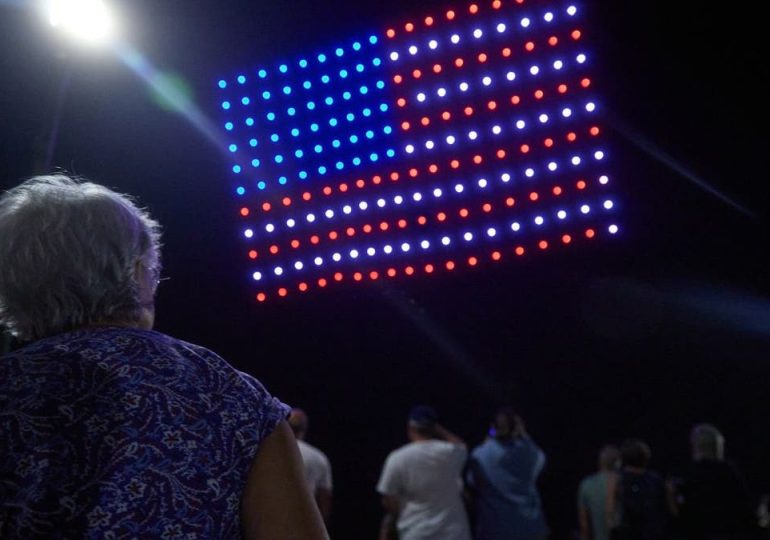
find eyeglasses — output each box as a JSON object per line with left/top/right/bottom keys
{"left": 146, "top": 264, "right": 169, "bottom": 289}
{"left": 155, "top": 275, "right": 170, "bottom": 288}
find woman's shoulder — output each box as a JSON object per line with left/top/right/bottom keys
{"left": 5, "top": 327, "right": 236, "bottom": 386}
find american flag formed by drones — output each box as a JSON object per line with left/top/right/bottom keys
{"left": 215, "top": 0, "right": 618, "bottom": 301}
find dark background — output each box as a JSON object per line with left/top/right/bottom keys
{"left": 1, "top": 1, "right": 768, "bottom": 538}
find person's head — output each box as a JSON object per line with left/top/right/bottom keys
{"left": 598, "top": 444, "right": 621, "bottom": 471}
{"left": 620, "top": 439, "right": 652, "bottom": 469}
{"left": 690, "top": 423, "right": 725, "bottom": 461}
{"left": 288, "top": 408, "right": 309, "bottom": 440}
{"left": 489, "top": 406, "right": 521, "bottom": 441}
{"left": 0, "top": 174, "right": 162, "bottom": 341}
{"left": 407, "top": 405, "right": 438, "bottom": 441}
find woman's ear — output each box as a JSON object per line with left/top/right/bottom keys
{"left": 133, "top": 259, "right": 157, "bottom": 330}
{"left": 135, "top": 255, "right": 161, "bottom": 295}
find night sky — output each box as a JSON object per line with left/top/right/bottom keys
{"left": 1, "top": 1, "right": 769, "bottom": 538}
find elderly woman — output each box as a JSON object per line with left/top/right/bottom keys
{"left": 0, "top": 175, "right": 327, "bottom": 539}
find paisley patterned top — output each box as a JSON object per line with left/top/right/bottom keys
{"left": 0, "top": 327, "right": 290, "bottom": 539}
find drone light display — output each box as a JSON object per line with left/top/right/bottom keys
{"left": 215, "top": 0, "right": 618, "bottom": 301}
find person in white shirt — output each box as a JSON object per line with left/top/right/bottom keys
{"left": 376, "top": 405, "right": 472, "bottom": 540}
{"left": 288, "top": 408, "right": 333, "bottom": 524}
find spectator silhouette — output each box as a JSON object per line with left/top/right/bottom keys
{"left": 376, "top": 405, "right": 471, "bottom": 540}
{"left": 0, "top": 175, "right": 327, "bottom": 539}
{"left": 578, "top": 444, "right": 621, "bottom": 540}
{"left": 288, "top": 408, "right": 333, "bottom": 525}
{"left": 671, "top": 423, "right": 756, "bottom": 540}
{"left": 607, "top": 438, "right": 670, "bottom": 540}
{"left": 465, "top": 406, "right": 549, "bottom": 540}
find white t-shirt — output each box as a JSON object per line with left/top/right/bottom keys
{"left": 297, "top": 439, "right": 333, "bottom": 493}
{"left": 377, "top": 440, "right": 471, "bottom": 540}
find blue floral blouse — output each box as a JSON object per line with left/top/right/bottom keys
{"left": 0, "top": 327, "right": 290, "bottom": 539}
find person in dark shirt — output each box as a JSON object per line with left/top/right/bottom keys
{"left": 607, "top": 439, "right": 670, "bottom": 540}
{"left": 672, "top": 423, "right": 756, "bottom": 540}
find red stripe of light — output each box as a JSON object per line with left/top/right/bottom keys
{"left": 254, "top": 226, "right": 597, "bottom": 302}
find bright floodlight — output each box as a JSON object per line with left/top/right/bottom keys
{"left": 48, "top": 0, "right": 114, "bottom": 43}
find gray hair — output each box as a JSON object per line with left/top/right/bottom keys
{"left": 691, "top": 423, "right": 725, "bottom": 461}
{"left": 0, "top": 174, "right": 162, "bottom": 341}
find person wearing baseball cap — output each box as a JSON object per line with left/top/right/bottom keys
{"left": 376, "top": 405, "right": 471, "bottom": 540}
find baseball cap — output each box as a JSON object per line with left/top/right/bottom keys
{"left": 408, "top": 405, "right": 438, "bottom": 427}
